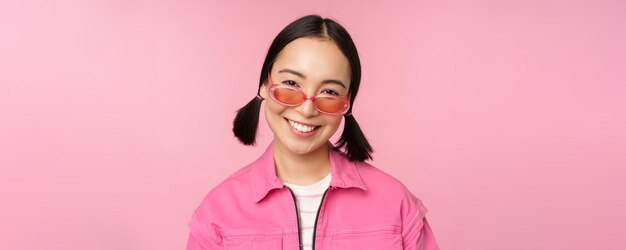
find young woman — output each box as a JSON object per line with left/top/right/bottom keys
{"left": 186, "top": 15, "right": 439, "bottom": 250}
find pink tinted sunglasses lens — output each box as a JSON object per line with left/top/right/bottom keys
{"left": 271, "top": 87, "right": 349, "bottom": 114}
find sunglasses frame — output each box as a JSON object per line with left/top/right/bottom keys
{"left": 267, "top": 74, "right": 350, "bottom": 115}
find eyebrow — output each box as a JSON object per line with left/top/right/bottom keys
{"left": 278, "top": 68, "right": 347, "bottom": 89}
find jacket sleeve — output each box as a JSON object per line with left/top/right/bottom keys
{"left": 401, "top": 190, "right": 440, "bottom": 250}
{"left": 185, "top": 204, "right": 223, "bottom": 249}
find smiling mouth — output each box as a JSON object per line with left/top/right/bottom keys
{"left": 284, "top": 118, "right": 321, "bottom": 133}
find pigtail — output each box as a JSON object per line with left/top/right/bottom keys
{"left": 333, "top": 114, "right": 373, "bottom": 162}
{"left": 232, "top": 95, "right": 264, "bottom": 146}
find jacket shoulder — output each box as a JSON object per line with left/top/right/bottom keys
{"left": 199, "top": 162, "right": 255, "bottom": 204}
{"left": 195, "top": 163, "right": 253, "bottom": 217}
{"left": 355, "top": 161, "right": 430, "bottom": 223}
{"left": 188, "top": 163, "right": 257, "bottom": 247}
{"left": 355, "top": 161, "right": 425, "bottom": 205}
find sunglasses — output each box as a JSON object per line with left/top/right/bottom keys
{"left": 267, "top": 74, "right": 351, "bottom": 115}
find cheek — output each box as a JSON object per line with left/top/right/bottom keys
{"left": 264, "top": 101, "right": 288, "bottom": 118}
{"left": 324, "top": 116, "right": 343, "bottom": 130}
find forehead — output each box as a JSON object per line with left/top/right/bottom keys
{"left": 273, "top": 37, "right": 351, "bottom": 87}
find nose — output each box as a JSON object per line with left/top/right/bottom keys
{"left": 294, "top": 96, "right": 319, "bottom": 118}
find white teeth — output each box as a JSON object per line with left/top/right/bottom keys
{"left": 288, "top": 119, "right": 317, "bottom": 133}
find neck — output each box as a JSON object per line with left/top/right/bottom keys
{"left": 273, "top": 140, "right": 331, "bottom": 186}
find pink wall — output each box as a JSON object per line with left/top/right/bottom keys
{"left": 1, "top": 0, "right": 624, "bottom": 249}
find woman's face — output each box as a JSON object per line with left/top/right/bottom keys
{"left": 259, "top": 37, "right": 351, "bottom": 156}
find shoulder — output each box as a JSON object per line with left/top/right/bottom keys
{"left": 214, "top": 162, "right": 255, "bottom": 191}
{"left": 194, "top": 162, "right": 256, "bottom": 211}
{"left": 355, "top": 161, "right": 412, "bottom": 192}
{"left": 354, "top": 161, "right": 426, "bottom": 208}
{"left": 188, "top": 163, "right": 257, "bottom": 245}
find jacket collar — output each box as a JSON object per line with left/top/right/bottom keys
{"left": 252, "top": 140, "right": 367, "bottom": 203}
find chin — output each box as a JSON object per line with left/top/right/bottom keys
{"left": 281, "top": 138, "right": 322, "bottom": 155}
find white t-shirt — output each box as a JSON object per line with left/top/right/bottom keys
{"left": 283, "top": 172, "right": 332, "bottom": 250}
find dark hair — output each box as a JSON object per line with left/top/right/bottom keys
{"left": 232, "top": 14, "right": 373, "bottom": 162}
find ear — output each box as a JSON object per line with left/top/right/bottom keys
{"left": 259, "top": 81, "right": 269, "bottom": 99}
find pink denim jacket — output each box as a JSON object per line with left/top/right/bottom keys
{"left": 186, "top": 141, "right": 440, "bottom": 249}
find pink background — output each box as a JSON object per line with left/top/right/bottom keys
{"left": 1, "top": 0, "right": 625, "bottom": 249}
